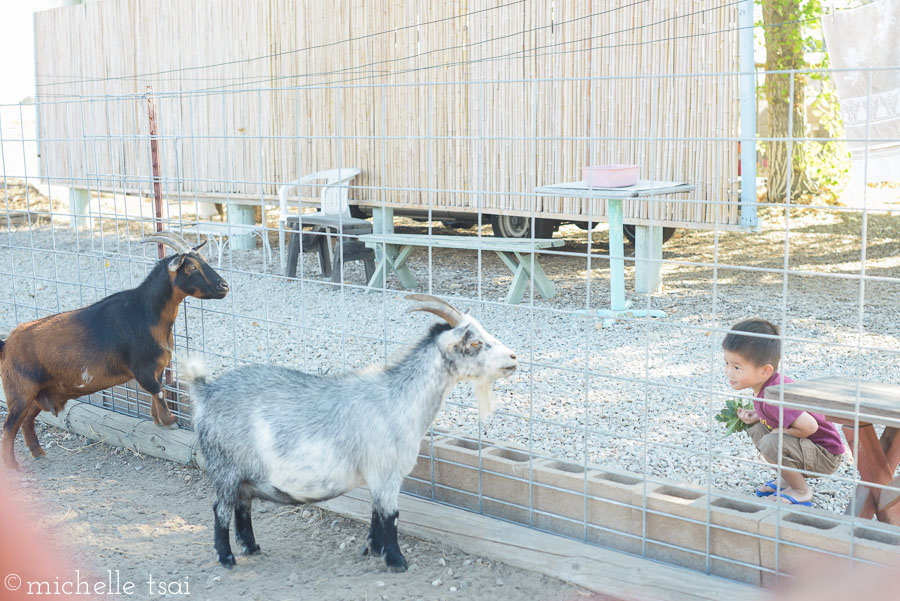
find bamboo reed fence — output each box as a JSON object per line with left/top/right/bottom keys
{"left": 34, "top": 0, "right": 743, "bottom": 228}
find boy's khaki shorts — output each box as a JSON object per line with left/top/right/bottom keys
{"left": 747, "top": 422, "right": 843, "bottom": 477}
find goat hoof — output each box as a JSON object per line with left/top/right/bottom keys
{"left": 1, "top": 454, "right": 19, "bottom": 471}
{"left": 360, "top": 544, "right": 369, "bottom": 557}
{"left": 157, "top": 421, "right": 180, "bottom": 430}
{"left": 242, "top": 544, "right": 261, "bottom": 556}
{"left": 385, "top": 554, "right": 408, "bottom": 573}
{"left": 218, "top": 553, "right": 236, "bottom": 568}
{"left": 364, "top": 541, "right": 383, "bottom": 557}
{"left": 29, "top": 447, "right": 46, "bottom": 459}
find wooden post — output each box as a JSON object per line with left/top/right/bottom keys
{"left": 607, "top": 198, "right": 626, "bottom": 311}
{"left": 227, "top": 204, "right": 257, "bottom": 250}
{"left": 372, "top": 206, "right": 394, "bottom": 264}
{"left": 635, "top": 224, "right": 663, "bottom": 293}
{"left": 69, "top": 187, "right": 91, "bottom": 230}
{"left": 880, "top": 476, "right": 900, "bottom": 513}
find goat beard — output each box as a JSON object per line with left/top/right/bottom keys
{"left": 472, "top": 377, "right": 496, "bottom": 420}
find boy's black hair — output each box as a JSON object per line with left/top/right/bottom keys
{"left": 722, "top": 319, "right": 780, "bottom": 371}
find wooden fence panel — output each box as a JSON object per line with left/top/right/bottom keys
{"left": 34, "top": 0, "right": 742, "bottom": 227}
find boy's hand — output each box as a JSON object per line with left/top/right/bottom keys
{"left": 737, "top": 408, "right": 759, "bottom": 425}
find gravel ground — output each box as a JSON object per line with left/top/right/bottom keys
{"left": 1, "top": 190, "right": 899, "bottom": 518}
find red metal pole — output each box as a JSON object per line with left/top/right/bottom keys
{"left": 146, "top": 86, "right": 177, "bottom": 414}
{"left": 146, "top": 86, "right": 165, "bottom": 260}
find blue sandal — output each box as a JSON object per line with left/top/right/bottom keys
{"left": 755, "top": 480, "right": 777, "bottom": 497}
{"left": 772, "top": 492, "right": 812, "bottom": 506}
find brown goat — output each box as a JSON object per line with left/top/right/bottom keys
{"left": 0, "top": 232, "right": 229, "bottom": 469}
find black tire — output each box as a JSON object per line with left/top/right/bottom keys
{"left": 490, "top": 214, "right": 557, "bottom": 239}
{"left": 440, "top": 220, "right": 476, "bottom": 230}
{"left": 622, "top": 225, "right": 677, "bottom": 245}
{"left": 348, "top": 204, "right": 367, "bottom": 219}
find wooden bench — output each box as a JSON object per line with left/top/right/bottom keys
{"left": 764, "top": 377, "right": 900, "bottom": 524}
{"left": 358, "top": 233, "right": 564, "bottom": 304}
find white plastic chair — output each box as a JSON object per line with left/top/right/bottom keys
{"left": 186, "top": 221, "right": 273, "bottom": 269}
{"left": 277, "top": 167, "right": 362, "bottom": 271}
{"left": 182, "top": 209, "right": 273, "bottom": 270}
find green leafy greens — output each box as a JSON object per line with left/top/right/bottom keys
{"left": 715, "top": 398, "right": 754, "bottom": 436}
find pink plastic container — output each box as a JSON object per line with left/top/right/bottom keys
{"left": 582, "top": 164, "right": 639, "bottom": 188}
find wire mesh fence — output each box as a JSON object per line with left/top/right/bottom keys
{"left": 2, "top": 0, "right": 899, "bottom": 589}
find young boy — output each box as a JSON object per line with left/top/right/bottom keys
{"left": 722, "top": 319, "right": 845, "bottom": 506}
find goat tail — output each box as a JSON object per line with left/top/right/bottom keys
{"left": 179, "top": 355, "right": 209, "bottom": 386}
{"left": 0, "top": 338, "right": 4, "bottom": 358}
{"left": 178, "top": 355, "right": 209, "bottom": 422}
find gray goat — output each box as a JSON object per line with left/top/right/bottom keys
{"left": 181, "top": 294, "right": 517, "bottom": 571}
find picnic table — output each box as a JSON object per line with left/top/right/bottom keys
{"left": 534, "top": 180, "right": 694, "bottom": 325}
{"left": 359, "top": 233, "right": 564, "bottom": 305}
{"left": 764, "top": 377, "right": 900, "bottom": 524}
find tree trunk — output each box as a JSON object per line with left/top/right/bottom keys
{"left": 763, "top": 0, "right": 813, "bottom": 202}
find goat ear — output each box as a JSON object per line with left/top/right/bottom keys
{"left": 168, "top": 254, "right": 186, "bottom": 272}
{"left": 439, "top": 324, "right": 468, "bottom": 350}
{"left": 448, "top": 324, "right": 477, "bottom": 349}
{"left": 192, "top": 239, "right": 208, "bottom": 252}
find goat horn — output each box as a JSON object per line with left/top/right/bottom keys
{"left": 141, "top": 232, "right": 193, "bottom": 254}
{"left": 405, "top": 294, "right": 463, "bottom": 327}
{"left": 405, "top": 294, "right": 461, "bottom": 312}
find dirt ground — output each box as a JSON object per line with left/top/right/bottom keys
{"left": 2, "top": 412, "right": 592, "bottom": 601}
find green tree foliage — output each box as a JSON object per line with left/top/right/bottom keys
{"left": 759, "top": 0, "right": 850, "bottom": 202}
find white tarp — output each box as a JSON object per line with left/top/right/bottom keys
{"left": 822, "top": 0, "right": 900, "bottom": 181}
{"left": 541, "top": 180, "right": 688, "bottom": 192}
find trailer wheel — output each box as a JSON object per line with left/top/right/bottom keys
{"left": 622, "top": 225, "right": 677, "bottom": 245}
{"left": 441, "top": 220, "right": 476, "bottom": 230}
{"left": 491, "top": 215, "right": 557, "bottom": 239}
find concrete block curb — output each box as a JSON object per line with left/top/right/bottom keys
{"left": 531, "top": 458, "right": 590, "bottom": 539}
{"left": 645, "top": 484, "right": 710, "bottom": 571}
{"left": 381, "top": 429, "right": 900, "bottom": 585}
{"left": 759, "top": 508, "right": 852, "bottom": 587}
{"left": 708, "top": 496, "right": 774, "bottom": 586}
{"left": 851, "top": 522, "right": 900, "bottom": 564}
{"left": 587, "top": 469, "right": 648, "bottom": 554}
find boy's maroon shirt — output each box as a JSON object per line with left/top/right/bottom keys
{"left": 754, "top": 373, "right": 846, "bottom": 455}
